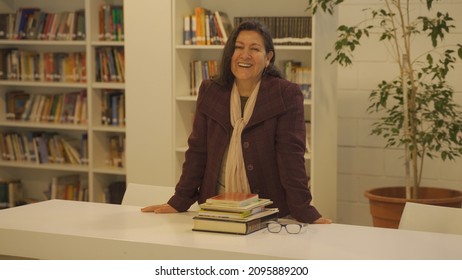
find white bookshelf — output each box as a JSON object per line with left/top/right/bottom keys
{"left": 0, "top": 0, "right": 126, "bottom": 203}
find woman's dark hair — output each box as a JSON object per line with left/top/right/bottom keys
{"left": 214, "top": 20, "right": 282, "bottom": 88}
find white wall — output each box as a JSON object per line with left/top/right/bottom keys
{"left": 125, "top": 0, "right": 173, "bottom": 186}
{"left": 337, "top": 0, "right": 462, "bottom": 225}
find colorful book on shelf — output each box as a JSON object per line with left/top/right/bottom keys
{"left": 183, "top": 15, "right": 192, "bottom": 45}
{"left": 199, "top": 198, "right": 273, "bottom": 213}
{"left": 214, "top": 11, "right": 233, "bottom": 43}
{"left": 205, "top": 192, "right": 259, "bottom": 207}
{"left": 50, "top": 174, "right": 81, "bottom": 200}
{"left": 192, "top": 208, "right": 279, "bottom": 235}
{"left": 75, "top": 9, "right": 85, "bottom": 40}
{"left": 194, "top": 7, "right": 205, "bottom": 45}
{"left": 6, "top": 90, "right": 30, "bottom": 120}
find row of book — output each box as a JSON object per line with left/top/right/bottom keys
{"left": 0, "top": 179, "right": 23, "bottom": 209}
{"left": 183, "top": 7, "right": 233, "bottom": 45}
{"left": 192, "top": 193, "right": 278, "bottom": 235}
{"left": 41, "top": 173, "right": 88, "bottom": 201}
{"left": 281, "top": 60, "right": 312, "bottom": 100}
{"left": 5, "top": 90, "right": 87, "bottom": 124}
{"left": 0, "top": 8, "right": 86, "bottom": 41}
{"left": 1, "top": 174, "right": 96, "bottom": 209}
{"left": 101, "top": 90, "right": 125, "bottom": 126}
{"left": 95, "top": 47, "right": 125, "bottom": 83}
{"left": 99, "top": 4, "right": 124, "bottom": 41}
{"left": 0, "top": 49, "right": 87, "bottom": 83}
{"left": 0, "top": 131, "right": 87, "bottom": 165}
{"left": 51, "top": 174, "right": 87, "bottom": 201}
{"left": 187, "top": 59, "right": 311, "bottom": 97}
{"left": 190, "top": 60, "right": 218, "bottom": 96}
{"left": 234, "top": 16, "right": 312, "bottom": 46}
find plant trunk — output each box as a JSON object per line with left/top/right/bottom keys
{"left": 402, "top": 54, "right": 412, "bottom": 199}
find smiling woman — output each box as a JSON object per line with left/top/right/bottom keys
{"left": 231, "top": 30, "right": 274, "bottom": 97}
{"left": 142, "top": 20, "right": 331, "bottom": 225}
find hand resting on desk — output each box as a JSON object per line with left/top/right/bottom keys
{"left": 141, "top": 203, "right": 178, "bottom": 213}
{"left": 141, "top": 203, "right": 332, "bottom": 224}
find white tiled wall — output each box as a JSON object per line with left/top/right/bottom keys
{"left": 337, "top": 0, "right": 462, "bottom": 225}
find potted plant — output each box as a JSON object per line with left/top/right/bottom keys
{"left": 308, "top": 0, "right": 462, "bottom": 228}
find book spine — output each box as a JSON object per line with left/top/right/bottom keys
{"left": 245, "top": 214, "right": 278, "bottom": 234}
{"left": 183, "top": 15, "right": 191, "bottom": 45}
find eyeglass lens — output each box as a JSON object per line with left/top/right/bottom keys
{"left": 267, "top": 222, "right": 302, "bottom": 234}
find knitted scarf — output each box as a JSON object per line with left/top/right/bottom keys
{"left": 224, "top": 81, "right": 261, "bottom": 193}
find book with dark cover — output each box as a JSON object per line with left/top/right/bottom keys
{"left": 192, "top": 208, "right": 278, "bottom": 235}
{"left": 107, "top": 181, "right": 126, "bottom": 204}
{"left": 0, "top": 13, "right": 10, "bottom": 39}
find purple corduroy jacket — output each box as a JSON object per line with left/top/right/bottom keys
{"left": 167, "top": 75, "right": 322, "bottom": 223}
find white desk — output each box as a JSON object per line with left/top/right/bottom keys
{"left": 0, "top": 200, "right": 461, "bottom": 260}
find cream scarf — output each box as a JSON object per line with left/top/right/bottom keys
{"left": 224, "top": 81, "right": 261, "bottom": 193}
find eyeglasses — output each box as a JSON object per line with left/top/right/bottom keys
{"left": 266, "top": 221, "right": 306, "bottom": 234}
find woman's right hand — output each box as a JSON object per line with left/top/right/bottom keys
{"left": 141, "top": 203, "right": 178, "bottom": 213}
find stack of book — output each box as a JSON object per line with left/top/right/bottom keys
{"left": 192, "top": 193, "right": 278, "bottom": 235}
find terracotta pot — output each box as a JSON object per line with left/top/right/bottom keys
{"left": 364, "top": 186, "right": 462, "bottom": 229}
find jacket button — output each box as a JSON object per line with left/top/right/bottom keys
{"left": 243, "top": 142, "right": 249, "bottom": 148}
{"left": 247, "top": 164, "right": 254, "bottom": 171}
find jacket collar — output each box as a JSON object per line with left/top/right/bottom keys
{"left": 248, "top": 76, "right": 285, "bottom": 128}
{"left": 199, "top": 76, "right": 286, "bottom": 130}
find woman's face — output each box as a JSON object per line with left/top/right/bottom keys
{"left": 231, "top": 30, "right": 273, "bottom": 85}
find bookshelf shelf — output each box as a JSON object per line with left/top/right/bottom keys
{"left": 175, "top": 44, "right": 312, "bottom": 51}
{"left": 91, "top": 41, "right": 124, "bottom": 47}
{"left": 176, "top": 45, "right": 224, "bottom": 50}
{"left": 0, "top": 120, "right": 88, "bottom": 131}
{"left": 0, "top": 39, "right": 86, "bottom": 46}
{"left": 0, "top": 160, "right": 89, "bottom": 172}
{"left": 92, "top": 125, "right": 125, "bottom": 133}
{"left": 92, "top": 166, "right": 125, "bottom": 175}
{"left": 176, "top": 96, "right": 197, "bottom": 102}
{"left": 275, "top": 45, "right": 312, "bottom": 51}
{"left": 0, "top": 80, "right": 87, "bottom": 88}
{"left": 91, "top": 82, "right": 125, "bottom": 89}
{"left": 0, "top": 0, "right": 126, "bottom": 205}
